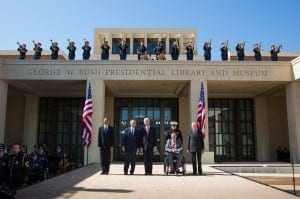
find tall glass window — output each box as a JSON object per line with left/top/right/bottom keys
{"left": 209, "top": 99, "right": 255, "bottom": 162}
{"left": 38, "top": 98, "right": 84, "bottom": 165}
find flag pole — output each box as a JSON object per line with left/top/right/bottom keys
{"left": 86, "top": 146, "right": 89, "bottom": 165}
{"left": 82, "top": 78, "right": 92, "bottom": 166}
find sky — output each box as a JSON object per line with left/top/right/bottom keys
{"left": 0, "top": 0, "right": 299, "bottom": 60}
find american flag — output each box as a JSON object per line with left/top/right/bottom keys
{"left": 82, "top": 82, "right": 93, "bottom": 148}
{"left": 197, "top": 82, "right": 206, "bottom": 136}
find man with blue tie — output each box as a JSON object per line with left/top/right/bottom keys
{"left": 187, "top": 122, "right": 204, "bottom": 175}
{"left": 98, "top": 117, "right": 114, "bottom": 174}
{"left": 140, "top": 117, "right": 157, "bottom": 175}
{"left": 122, "top": 119, "right": 141, "bottom": 175}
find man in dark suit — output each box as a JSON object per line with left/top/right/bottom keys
{"left": 140, "top": 117, "right": 157, "bottom": 175}
{"left": 121, "top": 119, "right": 141, "bottom": 175}
{"left": 187, "top": 122, "right": 204, "bottom": 175}
{"left": 98, "top": 117, "right": 114, "bottom": 174}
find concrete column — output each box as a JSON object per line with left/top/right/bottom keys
{"left": 144, "top": 34, "right": 147, "bottom": 48}
{"left": 0, "top": 80, "right": 8, "bottom": 143}
{"left": 23, "top": 95, "right": 39, "bottom": 152}
{"left": 179, "top": 34, "right": 184, "bottom": 54}
{"left": 166, "top": 34, "right": 170, "bottom": 54}
{"left": 254, "top": 96, "right": 270, "bottom": 161}
{"left": 285, "top": 81, "right": 300, "bottom": 163}
{"left": 108, "top": 33, "right": 112, "bottom": 55}
{"left": 193, "top": 34, "right": 197, "bottom": 55}
{"left": 84, "top": 79, "right": 105, "bottom": 165}
{"left": 129, "top": 34, "right": 133, "bottom": 54}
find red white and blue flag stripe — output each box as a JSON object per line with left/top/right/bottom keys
{"left": 197, "top": 82, "right": 206, "bottom": 137}
{"left": 82, "top": 82, "right": 93, "bottom": 148}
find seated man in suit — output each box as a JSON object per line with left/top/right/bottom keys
{"left": 165, "top": 131, "right": 183, "bottom": 173}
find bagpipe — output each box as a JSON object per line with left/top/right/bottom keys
{"left": 221, "top": 40, "right": 229, "bottom": 49}
{"left": 67, "top": 39, "right": 75, "bottom": 51}
{"left": 83, "top": 38, "right": 90, "bottom": 50}
{"left": 50, "top": 39, "right": 59, "bottom": 51}
{"left": 32, "top": 40, "right": 42, "bottom": 52}
{"left": 207, "top": 39, "right": 212, "bottom": 48}
{"left": 16, "top": 42, "right": 27, "bottom": 52}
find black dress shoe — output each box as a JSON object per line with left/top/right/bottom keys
{"left": 101, "top": 172, "right": 105, "bottom": 175}
{"left": 130, "top": 173, "right": 134, "bottom": 175}
{"left": 124, "top": 172, "right": 128, "bottom": 175}
{"left": 144, "top": 173, "right": 148, "bottom": 175}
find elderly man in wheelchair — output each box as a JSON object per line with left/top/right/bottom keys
{"left": 165, "top": 131, "right": 184, "bottom": 174}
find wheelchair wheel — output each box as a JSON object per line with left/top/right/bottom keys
{"left": 182, "top": 157, "right": 186, "bottom": 175}
{"left": 163, "top": 156, "right": 167, "bottom": 174}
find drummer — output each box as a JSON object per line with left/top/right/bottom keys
{"left": 153, "top": 39, "right": 164, "bottom": 60}
{"left": 137, "top": 40, "right": 147, "bottom": 60}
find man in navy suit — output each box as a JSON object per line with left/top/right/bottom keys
{"left": 121, "top": 119, "right": 141, "bottom": 175}
{"left": 140, "top": 117, "right": 157, "bottom": 175}
{"left": 98, "top": 117, "right": 114, "bottom": 174}
{"left": 187, "top": 122, "right": 204, "bottom": 175}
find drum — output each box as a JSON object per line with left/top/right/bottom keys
{"left": 140, "top": 53, "right": 148, "bottom": 60}
{"left": 157, "top": 53, "right": 166, "bottom": 60}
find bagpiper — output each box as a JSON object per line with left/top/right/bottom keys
{"left": 67, "top": 40, "right": 76, "bottom": 60}
{"left": 17, "top": 43, "right": 27, "bottom": 60}
{"left": 82, "top": 40, "right": 91, "bottom": 60}
{"left": 50, "top": 41, "right": 60, "bottom": 60}
{"left": 33, "top": 41, "right": 43, "bottom": 60}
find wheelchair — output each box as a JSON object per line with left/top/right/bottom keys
{"left": 163, "top": 151, "right": 186, "bottom": 175}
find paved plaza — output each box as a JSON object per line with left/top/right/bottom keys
{"left": 16, "top": 163, "right": 299, "bottom": 199}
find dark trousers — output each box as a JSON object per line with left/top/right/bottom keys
{"left": 101, "top": 54, "right": 109, "bottom": 60}
{"left": 191, "top": 151, "right": 202, "bottom": 174}
{"left": 100, "top": 148, "right": 111, "bottom": 174}
{"left": 171, "top": 54, "right": 178, "bottom": 60}
{"left": 83, "top": 55, "right": 90, "bottom": 60}
{"left": 143, "top": 149, "right": 154, "bottom": 174}
{"left": 187, "top": 55, "right": 193, "bottom": 60}
{"left": 120, "top": 54, "right": 127, "bottom": 60}
{"left": 124, "top": 149, "right": 136, "bottom": 174}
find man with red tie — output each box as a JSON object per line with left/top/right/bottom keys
{"left": 140, "top": 117, "right": 157, "bottom": 175}
{"left": 98, "top": 117, "right": 114, "bottom": 174}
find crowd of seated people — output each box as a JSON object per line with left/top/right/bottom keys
{"left": 0, "top": 143, "right": 70, "bottom": 197}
